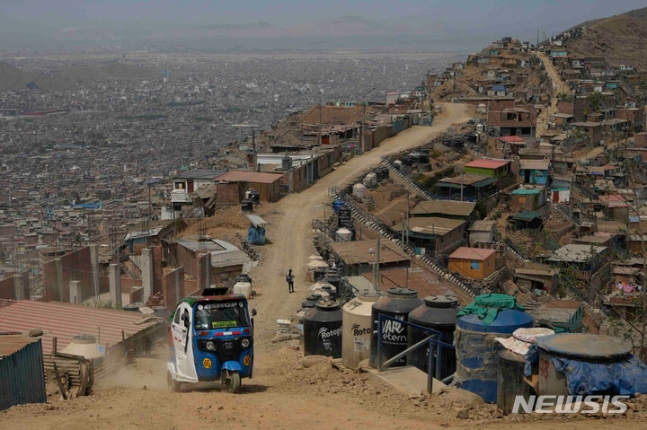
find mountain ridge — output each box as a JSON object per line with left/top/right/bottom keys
{"left": 563, "top": 6, "right": 647, "bottom": 70}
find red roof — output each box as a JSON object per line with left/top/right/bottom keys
{"left": 500, "top": 136, "right": 525, "bottom": 143}
{"left": 465, "top": 158, "right": 510, "bottom": 170}
{"left": 0, "top": 300, "right": 164, "bottom": 355}
{"left": 449, "top": 247, "right": 497, "bottom": 261}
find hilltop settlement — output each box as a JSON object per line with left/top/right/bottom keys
{"left": 2, "top": 8, "right": 647, "bottom": 426}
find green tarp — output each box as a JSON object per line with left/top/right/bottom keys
{"left": 457, "top": 293, "right": 525, "bottom": 325}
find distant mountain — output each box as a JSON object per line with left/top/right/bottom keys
{"left": 0, "top": 15, "right": 460, "bottom": 53}
{"left": 0, "top": 61, "right": 76, "bottom": 92}
{"left": 564, "top": 6, "right": 647, "bottom": 70}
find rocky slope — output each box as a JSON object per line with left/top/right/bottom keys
{"left": 564, "top": 7, "right": 647, "bottom": 71}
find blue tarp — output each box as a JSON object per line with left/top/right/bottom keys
{"left": 552, "top": 355, "right": 647, "bottom": 395}
{"left": 247, "top": 226, "right": 265, "bottom": 245}
{"left": 524, "top": 344, "right": 647, "bottom": 395}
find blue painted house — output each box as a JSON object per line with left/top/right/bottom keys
{"left": 519, "top": 159, "right": 550, "bottom": 185}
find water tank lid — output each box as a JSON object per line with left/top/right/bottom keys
{"left": 387, "top": 287, "right": 418, "bottom": 299}
{"left": 535, "top": 334, "right": 632, "bottom": 360}
{"left": 357, "top": 290, "right": 382, "bottom": 300}
{"left": 315, "top": 301, "right": 341, "bottom": 311}
{"left": 457, "top": 309, "right": 534, "bottom": 334}
{"left": 423, "top": 295, "right": 459, "bottom": 308}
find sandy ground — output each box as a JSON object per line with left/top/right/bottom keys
{"left": 535, "top": 52, "right": 570, "bottom": 139}
{"left": 3, "top": 102, "right": 646, "bottom": 429}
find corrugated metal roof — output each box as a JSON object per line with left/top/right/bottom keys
{"left": 0, "top": 335, "right": 39, "bottom": 357}
{"left": 464, "top": 158, "right": 510, "bottom": 170}
{"left": 449, "top": 247, "right": 496, "bottom": 261}
{"left": 218, "top": 171, "right": 284, "bottom": 184}
{"left": 411, "top": 200, "right": 475, "bottom": 217}
{"left": 520, "top": 159, "right": 550, "bottom": 170}
{"left": 0, "top": 300, "right": 164, "bottom": 355}
{"left": 175, "top": 169, "right": 227, "bottom": 180}
{"left": 469, "top": 220, "right": 496, "bottom": 232}
{"left": 437, "top": 173, "right": 494, "bottom": 187}
{"left": 407, "top": 217, "right": 466, "bottom": 236}
{"left": 548, "top": 244, "right": 607, "bottom": 263}
{"left": 328, "top": 240, "right": 409, "bottom": 265}
{"left": 0, "top": 336, "right": 46, "bottom": 411}
{"left": 246, "top": 214, "right": 267, "bottom": 228}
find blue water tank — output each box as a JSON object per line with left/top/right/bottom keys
{"left": 454, "top": 309, "right": 534, "bottom": 403}
{"left": 333, "top": 200, "right": 345, "bottom": 212}
{"left": 456, "top": 309, "right": 534, "bottom": 334}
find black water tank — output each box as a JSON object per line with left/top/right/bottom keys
{"left": 313, "top": 268, "right": 327, "bottom": 282}
{"left": 370, "top": 288, "right": 423, "bottom": 368}
{"left": 304, "top": 301, "right": 343, "bottom": 358}
{"left": 241, "top": 199, "right": 253, "bottom": 212}
{"left": 302, "top": 293, "right": 322, "bottom": 309}
{"left": 325, "top": 274, "right": 341, "bottom": 288}
{"left": 321, "top": 285, "right": 336, "bottom": 301}
{"left": 249, "top": 190, "right": 260, "bottom": 205}
{"left": 407, "top": 295, "right": 459, "bottom": 379}
{"left": 282, "top": 156, "right": 292, "bottom": 171}
{"left": 337, "top": 207, "right": 353, "bottom": 229}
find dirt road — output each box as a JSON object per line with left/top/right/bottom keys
{"left": 535, "top": 52, "right": 571, "bottom": 138}
{"left": 3, "top": 102, "right": 645, "bottom": 429}
{"left": 249, "top": 102, "right": 474, "bottom": 344}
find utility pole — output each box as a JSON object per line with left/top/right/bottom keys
{"left": 374, "top": 236, "right": 380, "bottom": 291}
{"left": 231, "top": 123, "right": 259, "bottom": 171}
{"left": 361, "top": 87, "right": 377, "bottom": 154}
{"left": 460, "top": 172, "right": 464, "bottom": 202}
{"left": 361, "top": 103, "right": 366, "bottom": 154}
{"left": 406, "top": 190, "right": 410, "bottom": 248}
{"left": 318, "top": 104, "right": 322, "bottom": 147}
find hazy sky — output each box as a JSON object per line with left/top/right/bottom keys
{"left": 1, "top": 0, "right": 644, "bottom": 27}
{"left": 0, "top": 0, "right": 645, "bottom": 51}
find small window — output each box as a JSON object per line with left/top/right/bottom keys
{"left": 173, "top": 309, "right": 181, "bottom": 324}
{"left": 470, "top": 260, "right": 481, "bottom": 270}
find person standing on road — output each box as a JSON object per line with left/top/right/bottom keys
{"left": 286, "top": 269, "right": 294, "bottom": 293}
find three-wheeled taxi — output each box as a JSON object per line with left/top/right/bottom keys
{"left": 167, "top": 290, "right": 256, "bottom": 393}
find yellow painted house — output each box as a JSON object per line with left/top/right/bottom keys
{"left": 448, "top": 247, "right": 497, "bottom": 280}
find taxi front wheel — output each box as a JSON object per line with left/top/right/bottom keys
{"left": 223, "top": 371, "right": 241, "bottom": 394}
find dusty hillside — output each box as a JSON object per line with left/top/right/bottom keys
{"left": 565, "top": 7, "right": 647, "bottom": 70}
